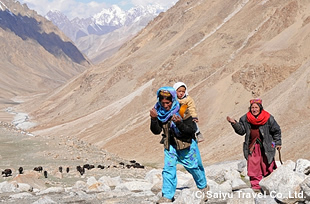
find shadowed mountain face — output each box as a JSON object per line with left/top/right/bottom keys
{"left": 9, "top": 0, "right": 310, "bottom": 167}
{"left": 0, "top": 0, "right": 90, "bottom": 121}
{"left": 0, "top": 10, "right": 87, "bottom": 64}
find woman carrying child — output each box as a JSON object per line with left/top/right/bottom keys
{"left": 173, "top": 82, "right": 204, "bottom": 142}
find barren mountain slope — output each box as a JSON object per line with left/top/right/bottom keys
{"left": 0, "top": 0, "right": 90, "bottom": 121}
{"left": 23, "top": 0, "right": 310, "bottom": 167}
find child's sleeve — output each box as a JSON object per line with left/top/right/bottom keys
{"left": 187, "top": 96, "right": 198, "bottom": 118}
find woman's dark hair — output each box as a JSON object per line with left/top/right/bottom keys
{"left": 249, "top": 103, "right": 264, "bottom": 113}
{"left": 158, "top": 90, "right": 172, "bottom": 102}
{"left": 159, "top": 94, "right": 172, "bottom": 102}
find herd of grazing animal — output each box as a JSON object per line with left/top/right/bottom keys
{"left": 1, "top": 160, "right": 145, "bottom": 178}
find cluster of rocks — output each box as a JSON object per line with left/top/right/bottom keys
{"left": 0, "top": 158, "right": 309, "bottom": 203}
{"left": 202, "top": 158, "right": 310, "bottom": 204}
{"left": 0, "top": 121, "right": 33, "bottom": 137}
{"left": 260, "top": 159, "right": 310, "bottom": 204}
{"left": 0, "top": 165, "right": 151, "bottom": 204}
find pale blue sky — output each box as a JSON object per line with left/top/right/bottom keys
{"left": 19, "top": 0, "right": 176, "bottom": 20}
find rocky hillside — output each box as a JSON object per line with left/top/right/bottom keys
{"left": 15, "top": 0, "right": 310, "bottom": 168}
{"left": 0, "top": 0, "right": 91, "bottom": 120}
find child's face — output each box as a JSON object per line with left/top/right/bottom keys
{"left": 176, "top": 86, "right": 186, "bottom": 99}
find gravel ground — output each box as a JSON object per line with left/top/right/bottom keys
{"left": 0, "top": 127, "right": 157, "bottom": 204}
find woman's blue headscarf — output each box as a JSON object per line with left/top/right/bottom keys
{"left": 154, "top": 86, "right": 180, "bottom": 123}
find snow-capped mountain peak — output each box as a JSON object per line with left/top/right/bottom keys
{"left": 45, "top": 4, "right": 168, "bottom": 42}
{"left": 93, "top": 4, "right": 126, "bottom": 26}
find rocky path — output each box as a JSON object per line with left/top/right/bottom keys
{"left": 0, "top": 126, "right": 156, "bottom": 203}
{"left": 1, "top": 126, "right": 309, "bottom": 204}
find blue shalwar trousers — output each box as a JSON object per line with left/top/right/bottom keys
{"left": 162, "top": 139, "right": 207, "bottom": 200}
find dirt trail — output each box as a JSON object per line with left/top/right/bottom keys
{"left": 0, "top": 127, "right": 150, "bottom": 187}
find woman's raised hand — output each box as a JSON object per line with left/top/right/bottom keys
{"left": 150, "top": 108, "right": 158, "bottom": 119}
{"left": 226, "top": 116, "right": 236, "bottom": 124}
{"left": 172, "top": 114, "right": 182, "bottom": 124}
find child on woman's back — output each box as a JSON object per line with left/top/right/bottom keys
{"left": 173, "top": 82, "right": 204, "bottom": 143}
